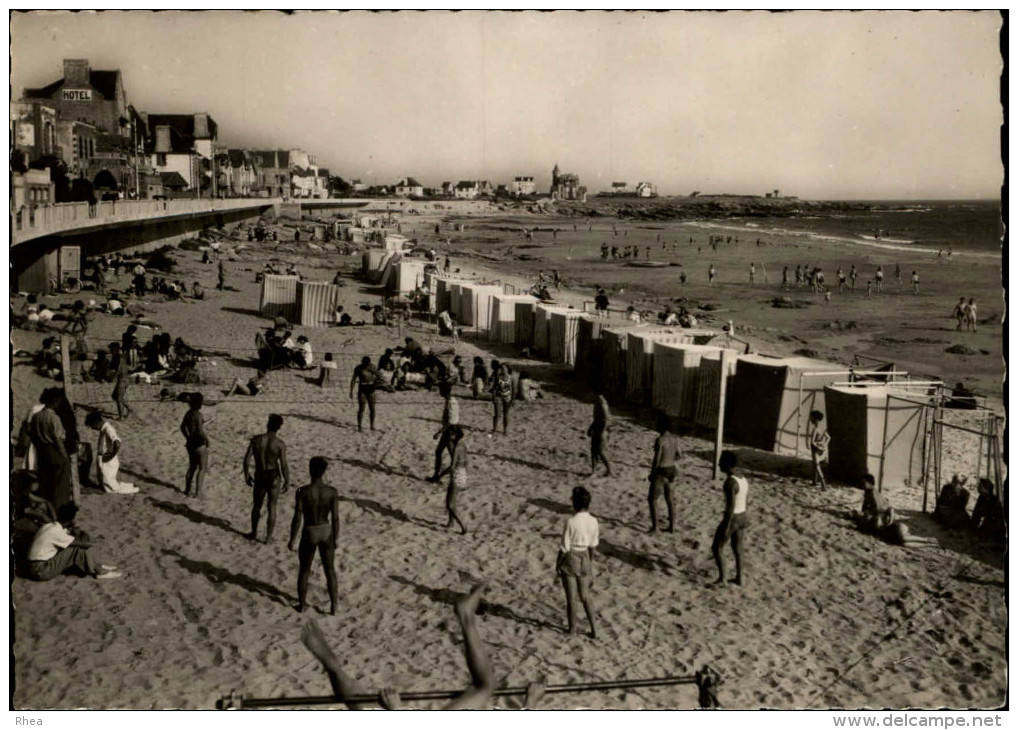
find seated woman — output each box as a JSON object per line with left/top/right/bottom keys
{"left": 934, "top": 475, "right": 971, "bottom": 529}
{"left": 191, "top": 282, "right": 205, "bottom": 300}
{"left": 372, "top": 305, "right": 387, "bottom": 326}
{"left": 291, "top": 336, "right": 314, "bottom": 369}
{"left": 517, "top": 371, "right": 544, "bottom": 402}
{"left": 854, "top": 474, "right": 938, "bottom": 547}
{"left": 970, "top": 478, "right": 1005, "bottom": 545}
{"left": 36, "top": 338, "right": 63, "bottom": 379}
{"left": 86, "top": 351, "right": 113, "bottom": 383}
{"left": 226, "top": 369, "right": 267, "bottom": 397}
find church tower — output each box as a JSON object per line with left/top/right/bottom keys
{"left": 552, "top": 163, "right": 560, "bottom": 188}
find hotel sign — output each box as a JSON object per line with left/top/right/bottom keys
{"left": 62, "top": 89, "right": 93, "bottom": 102}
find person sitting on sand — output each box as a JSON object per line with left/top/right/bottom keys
{"left": 84, "top": 412, "right": 139, "bottom": 495}
{"left": 470, "top": 356, "right": 489, "bottom": 400}
{"left": 300, "top": 582, "right": 523, "bottom": 710}
{"left": 26, "top": 503, "right": 122, "bottom": 581}
{"left": 587, "top": 393, "right": 612, "bottom": 477}
{"left": 970, "top": 478, "right": 1005, "bottom": 546}
{"left": 291, "top": 335, "right": 314, "bottom": 369}
{"left": 648, "top": 413, "right": 681, "bottom": 533}
{"left": 854, "top": 474, "right": 939, "bottom": 547}
{"left": 807, "top": 410, "right": 830, "bottom": 489}
{"left": 556, "top": 486, "right": 599, "bottom": 638}
{"left": 934, "top": 474, "right": 971, "bottom": 529}
{"left": 244, "top": 414, "right": 291, "bottom": 543}
{"left": 191, "top": 281, "right": 205, "bottom": 300}
{"left": 227, "top": 369, "right": 267, "bottom": 397}
{"left": 712, "top": 450, "right": 748, "bottom": 587}
{"left": 517, "top": 371, "right": 543, "bottom": 402}
{"left": 288, "top": 456, "right": 340, "bottom": 614}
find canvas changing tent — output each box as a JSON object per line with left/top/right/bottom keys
{"left": 459, "top": 283, "right": 502, "bottom": 330}
{"left": 548, "top": 309, "right": 584, "bottom": 365}
{"left": 489, "top": 294, "right": 537, "bottom": 344}
{"left": 259, "top": 274, "right": 300, "bottom": 322}
{"left": 362, "top": 249, "right": 386, "bottom": 273}
{"left": 650, "top": 342, "right": 737, "bottom": 420}
{"left": 533, "top": 305, "right": 573, "bottom": 357}
{"left": 390, "top": 258, "right": 426, "bottom": 295}
{"left": 296, "top": 281, "right": 341, "bottom": 327}
{"left": 824, "top": 384, "right": 932, "bottom": 489}
{"left": 514, "top": 300, "right": 538, "bottom": 348}
{"left": 625, "top": 328, "right": 718, "bottom": 406}
{"left": 597, "top": 323, "right": 644, "bottom": 400}
{"left": 693, "top": 349, "right": 739, "bottom": 430}
{"left": 574, "top": 315, "right": 606, "bottom": 373}
{"left": 729, "top": 354, "right": 845, "bottom": 454}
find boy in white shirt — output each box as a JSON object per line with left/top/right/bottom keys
{"left": 27, "top": 503, "right": 121, "bottom": 581}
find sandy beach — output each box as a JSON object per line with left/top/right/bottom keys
{"left": 11, "top": 204, "right": 1006, "bottom": 710}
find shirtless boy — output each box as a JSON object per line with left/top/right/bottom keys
{"left": 289, "top": 457, "right": 340, "bottom": 614}
{"left": 243, "top": 414, "right": 290, "bottom": 542}
{"left": 648, "top": 414, "right": 681, "bottom": 533}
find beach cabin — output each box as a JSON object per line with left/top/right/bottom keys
{"left": 514, "top": 300, "right": 538, "bottom": 348}
{"left": 574, "top": 315, "right": 607, "bottom": 372}
{"left": 693, "top": 350, "right": 739, "bottom": 430}
{"left": 384, "top": 234, "right": 409, "bottom": 252}
{"left": 459, "top": 283, "right": 502, "bottom": 330}
{"left": 729, "top": 354, "right": 846, "bottom": 455}
{"left": 625, "top": 327, "right": 718, "bottom": 406}
{"left": 296, "top": 280, "right": 341, "bottom": 327}
{"left": 362, "top": 248, "right": 386, "bottom": 274}
{"left": 489, "top": 294, "right": 537, "bottom": 344}
{"left": 259, "top": 274, "right": 300, "bottom": 322}
{"left": 390, "top": 258, "right": 426, "bottom": 296}
{"left": 597, "top": 322, "right": 645, "bottom": 400}
{"left": 548, "top": 309, "right": 584, "bottom": 365}
{"left": 650, "top": 342, "right": 737, "bottom": 420}
{"left": 824, "top": 384, "right": 933, "bottom": 490}
{"left": 533, "top": 304, "right": 573, "bottom": 357}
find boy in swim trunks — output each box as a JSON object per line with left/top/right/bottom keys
{"left": 711, "top": 450, "right": 748, "bottom": 586}
{"left": 180, "top": 392, "right": 209, "bottom": 497}
{"left": 288, "top": 456, "right": 340, "bottom": 614}
{"left": 648, "top": 414, "right": 681, "bottom": 533}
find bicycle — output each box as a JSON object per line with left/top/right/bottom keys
{"left": 48, "top": 272, "right": 82, "bottom": 294}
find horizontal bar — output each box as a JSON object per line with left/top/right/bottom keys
{"left": 219, "top": 675, "right": 699, "bottom": 709}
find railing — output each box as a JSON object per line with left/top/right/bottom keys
{"left": 11, "top": 197, "right": 282, "bottom": 245}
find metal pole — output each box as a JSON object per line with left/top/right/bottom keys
{"left": 796, "top": 373, "right": 804, "bottom": 459}
{"left": 712, "top": 349, "right": 733, "bottom": 480}
{"left": 218, "top": 673, "right": 704, "bottom": 709}
{"left": 877, "top": 392, "right": 891, "bottom": 490}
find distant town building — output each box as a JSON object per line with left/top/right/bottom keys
{"left": 454, "top": 180, "right": 494, "bottom": 199}
{"left": 635, "top": 182, "right": 656, "bottom": 198}
{"left": 610, "top": 181, "right": 629, "bottom": 194}
{"left": 141, "top": 112, "right": 218, "bottom": 195}
{"left": 351, "top": 179, "right": 368, "bottom": 192}
{"left": 510, "top": 175, "right": 536, "bottom": 196}
{"left": 441, "top": 181, "right": 454, "bottom": 197}
{"left": 394, "top": 176, "right": 424, "bottom": 197}
{"left": 550, "top": 164, "right": 586, "bottom": 202}
{"left": 252, "top": 150, "right": 289, "bottom": 197}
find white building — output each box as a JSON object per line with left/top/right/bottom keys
{"left": 510, "top": 175, "right": 536, "bottom": 196}
{"left": 635, "top": 182, "right": 655, "bottom": 198}
{"left": 394, "top": 177, "right": 424, "bottom": 197}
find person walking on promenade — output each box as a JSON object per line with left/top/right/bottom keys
{"left": 289, "top": 456, "right": 340, "bottom": 615}
{"left": 557, "top": 486, "right": 599, "bottom": 638}
{"left": 180, "top": 392, "right": 210, "bottom": 497}
{"left": 711, "top": 450, "right": 748, "bottom": 587}
{"left": 350, "top": 356, "right": 379, "bottom": 432}
{"left": 244, "top": 414, "right": 291, "bottom": 542}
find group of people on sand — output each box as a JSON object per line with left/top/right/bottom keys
{"left": 255, "top": 319, "right": 316, "bottom": 371}
{"left": 775, "top": 263, "right": 924, "bottom": 299}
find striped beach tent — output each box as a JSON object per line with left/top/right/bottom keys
{"left": 650, "top": 342, "right": 737, "bottom": 420}
{"left": 694, "top": 349, "right": 739, "bottom": 430}
{"left": 460, "top": 284, "right": 502, "bottom": 330}
{"left": 515, "top": 300, "right": 538, "bottom": 348}
{"left": 296, "top": 280, "right": 341, "bottom": 327}
{"left": 259, "top": 274, "right": 300, "bottom": 322}
{"left": 549, "top": 309, "right": 584, "bottom": 365}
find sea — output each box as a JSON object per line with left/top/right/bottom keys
{"left": 682, "top": 199, "right": 1002, "bottom": 258}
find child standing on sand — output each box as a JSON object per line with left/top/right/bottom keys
{"left": 807, "top": 410, "right": 830, "bottom": 489}
{"left": 556, "top": 486, "right": 599, "bottom": 637}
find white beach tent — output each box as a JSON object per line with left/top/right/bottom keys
{"left": 533, "top": 304, "right": 574, "bottom": 357}
{"left": 259, "top": 274, "right": 300, "bottom": 322}
{"left": 460, "top": 283, "right": 503, "bottom": 331}
{"left": 490, "top": 294, "right": 538, "bottom": 344}
{"left": 625, "top": 327, "right": 718, "bottom": 406}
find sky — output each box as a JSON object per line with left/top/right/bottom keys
{"left": 10, "top": 10, "right": 1003, "bottom": 199}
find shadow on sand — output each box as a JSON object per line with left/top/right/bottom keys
{"left": 387, "top": 574, "right": 561, "bottom": 633}
{"left": 149, "top": 497, "right": 248, "bottom": 539}
{"left": 162, "top": 547, "right": 293, "bottom": 608}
